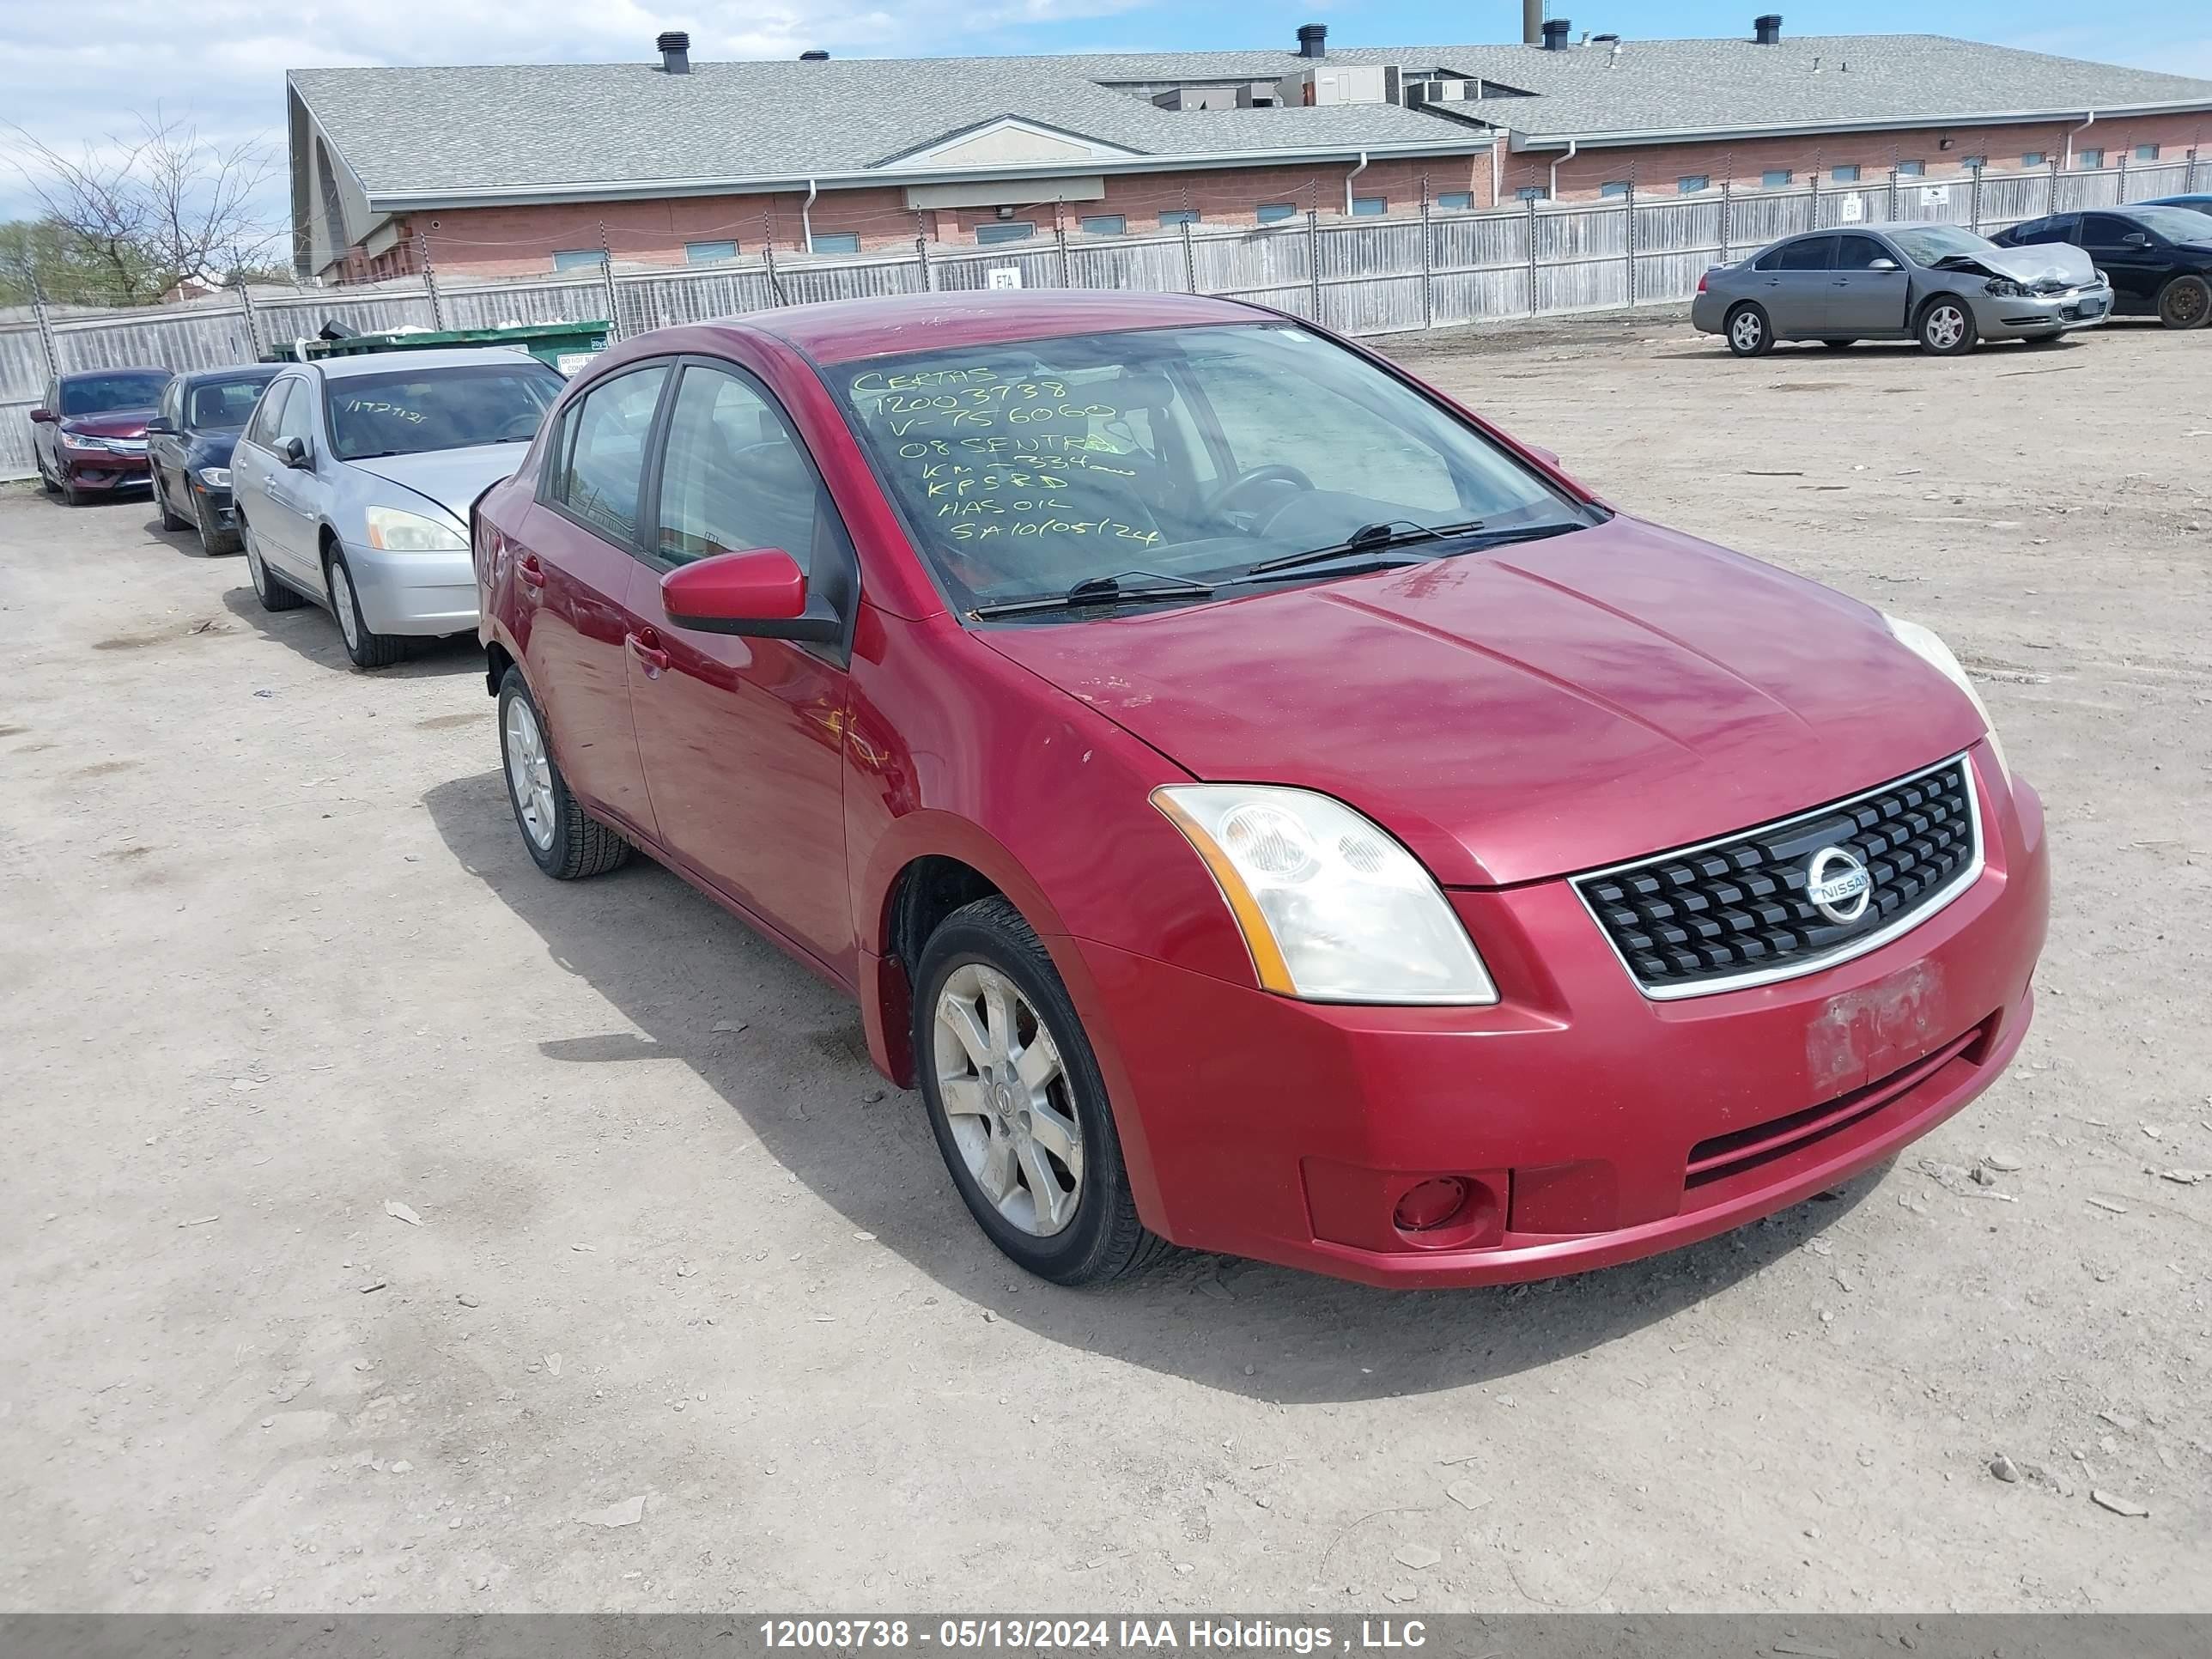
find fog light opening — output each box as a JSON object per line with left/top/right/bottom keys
{"left": 1393, "top": 1176, "right": 1470, "bottom": 1234}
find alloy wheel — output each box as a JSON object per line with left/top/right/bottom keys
{"left": 1925, "top": 305, "right": 1966, "bottom": 351}
{"left": 246, "top": 535, "right": 268, "bottom": 596}
{"left": 1730, "top": 311, "right": 1763, "bottom": 351}
{"left": 502, "top": 696, "right": 558, "bottom": 853}
{"left": 932, "top": 963, "right": 1084, "bottom": 1237}
{"left": 330, "top": 561, "right": 362, "bottom": 653}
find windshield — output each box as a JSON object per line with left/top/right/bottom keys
{"left": 2127, "top": 206, "right": 2212, "bottom": 242}
{"left": 189, "top": 376, "right": 276, "bottom": 429}
{"left": 324, "top": 364, "right": 562, "bottom": 461}
{"left": 60, "top": 372, "right": 169, "bottom": 416}
{"left": 830, "top": 321, "right": 1591, "bottom": 613}
{"left": 1888, "top": 225, "right": 1998, "bottom": 265}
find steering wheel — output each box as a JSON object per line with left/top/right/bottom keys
{"left": 495, "top": 411, "right": 543, "bottom": 442}
{"left": 1199, "top": 464, "right": 1316, "bottom": 524}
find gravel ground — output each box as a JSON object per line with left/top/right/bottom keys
{"left": 1, "top": 311, "right": 2207, "bottom": 1615}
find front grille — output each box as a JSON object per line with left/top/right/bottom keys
{"left": 1575, "top": 756, "right": 1980, "bottom": 997}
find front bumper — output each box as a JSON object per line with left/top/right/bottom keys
{"left": 1972, "top": 280, "right": 2113, "bottom": 337}
{"left": 341, "top": 543, "right": 480, "bottom": 637}
{"left": 1061, "top": 744, "right": 2048, "bottom": 1289}
{"left": 58, "top": 451, "right": 150, "bottom": 490}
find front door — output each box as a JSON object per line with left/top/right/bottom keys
{"left": 2079, "top": 213, "right": 2164, "bottom": 312}
{"left": 258, "top": 374, "right": 326, "bottom": 586}
{"left": 1828, "top": 234, "right": 1912, "bottom": 333}
{"left": 150, "top": 378, "right": 188, "bottom": 504}
{"left": 520, "top": 361, "right": 672, "bottom": 840}
{"left": 627, "top": 359, "right": 857, "bottom": 975}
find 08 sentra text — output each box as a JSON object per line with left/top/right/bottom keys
{"left": 759, "top": 1620, "right": 1424, "bottom": 1651}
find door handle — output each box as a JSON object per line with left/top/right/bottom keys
{"left": 517, "top": 553, "right": 546, "bottom": 589}
{"left": 626, "top": 629, "right": 671, "bottom": 675}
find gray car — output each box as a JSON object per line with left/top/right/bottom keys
{"left": 1692, "top": 222, "right": 2110, "bottom": 357}
{"left": 231, "top": 348, "right": 565, "bottom": 666}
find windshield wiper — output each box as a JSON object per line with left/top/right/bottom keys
{"left": 1240, "top": 519, "right": 1486, "bottom": 579}
{"left": 969, "top": 571, "right": 1217, "bottom": 621}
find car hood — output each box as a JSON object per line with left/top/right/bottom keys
{"left": 346, "top": 444, "right": 531, "bottom": 523}
{"left": 187, "top": 429, "right": 246, "bottom": 465}
{"left": 1968, "top": 244, "right": 2099, "bottom": 286}
{"left": 980, "top": 518, "right": 1988, "bottom": 888}
{"left": 64, "top": 409, "right": 155, "bottom": 438}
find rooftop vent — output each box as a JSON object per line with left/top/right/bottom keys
{"left": 1522, "top": 0, "right": 1543, "bottom": 45}
{"left": 656, "top": 31, "right": 690, "bottom": 74}
{"left": 1541, "top": 18, "right": 1571, "bottom": 50}
{"left": 1297, "top": 23, "right": 1327, "bottom": 58}
{"left": 799, "top": 49, "right": 829, "bottom": 61}
{"left": 1754, "top": 14, "right": 1783, "bottom": 45}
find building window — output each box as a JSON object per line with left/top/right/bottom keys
{"left": 552, "top": 249, "right": 601, "bottom": 271}
{"left": 1600, "top": 180, "right": 1630, "bottom": 198}
{"left": 1677, "top": 175, "right": 1711, "bottom": 194}
{"left": 974, "top": 222, "right": 1035, "bottom": 245}
{"left": 2135, "top": 143, "right": 2160, "bottom": 161}
{"left": 1896, "top": 160, "right": 1926, "bottom": 177}
{"left": 1959, "top": 155, "right": 1986, "bottom": 172}
{"left": 1256, "top": 202, "right": 1298, "bottom": 224}
{"left": 809, "top": 232, "right": 860, "bottom": 253}
{"left": 1435, "top": 191, "right": 1473, "bottom": 211}
{"left": 1350, "top": 195, "right": 1386, "bottom": 216}
{"left": 1078, "top": 214, "right": 1126, "bottom": 236}
{"left": 1762, "top": 168, "right": 1794, "bottom": 188}
{"left": 684, "top": 240, "right": 737, "bottom": 264}
{"left": 1831, "top": 165, "right": 1861, "bottom": 184}
{"left": 2022, "top": 151, "right": 2048, "bottom": 168}
{"left": 1159, "top": 209, "right": 1200, "bottom": 227}
{"left": 2075, "top": 149, "right": 2104, "bottom": 170}
{"left": 1516, "top": 185, "right": 1547, "bottom": 203}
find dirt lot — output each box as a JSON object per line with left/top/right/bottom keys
{"left": 2, "top": 312, "right": 2207, "bottom": 1615}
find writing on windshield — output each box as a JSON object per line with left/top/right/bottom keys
{"left": 324, "top": 366, "right": 561, "bottom": 460}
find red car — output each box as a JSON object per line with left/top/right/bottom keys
{"left": 30, "top": 367, "right": 169, "bottom": 505}
{"left": 473, "top": 291, "right": 2047, "bottom": 1290}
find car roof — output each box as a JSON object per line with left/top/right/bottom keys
{"left": 738, "top": 289, "right": 1269, "bottom": 367}
{"left": 177, "top": 364, "right": 280, "bottom": 386}
{"left": 60, "top": 365, "right": 167, "bottom": 380}
{"left": 307, "top": 346, "right": 550, "bottom": 379}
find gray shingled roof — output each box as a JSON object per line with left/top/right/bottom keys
{"left": 291, "top": 33, "right": 2212, "bottom": 205}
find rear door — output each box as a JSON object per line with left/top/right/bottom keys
{"left": 517, "top": 361, "right": 672, "bottom": 838}
{"left": 1829, "top": 234, "right": 1911, "bottom": 333}
{"left": 2079, "top": 212, "right": 2164, "bottom": 311}
{"left": 626, "top": 357, "right": 859, "bottom": 975}
{"left": 1753, "top": 235, "right": 1837, "bottom": 335}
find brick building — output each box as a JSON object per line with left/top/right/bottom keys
{"left": 287, "top": 18, "right": 2212, "bottom": 283}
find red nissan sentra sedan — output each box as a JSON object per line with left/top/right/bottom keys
{"left": 472, "top": 290, "right": 2047, "bottom": 1290}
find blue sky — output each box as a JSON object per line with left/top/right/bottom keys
{"left": 3, "top": 3, "right": 2208, "bottom": 224}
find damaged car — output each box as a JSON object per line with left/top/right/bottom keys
{"left": 1693, "top": 222, "right": 2111, "bottom": 356}
{"left": 1990, "top": 205, "right": 2212, "bottom": 331}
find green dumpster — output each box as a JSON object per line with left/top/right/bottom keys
{"left": 267, "top": 320, "right": 611, "bottom": 376}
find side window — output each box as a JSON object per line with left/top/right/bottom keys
{"left": 245, "top": 380, "right": 291, "bottom": 449}
{"left": 550, "top": 365, "right": 670, "bottom": 545}
{"left": 160, "top": 380, "right": 181, "bottom": 429}
{"left": 1832, "top": 235, "right": 1893, "bottom": 270}
{"left": 1752, "top": 246, "right": 1787, "bottom": 272}
{"left": 653, "top": 364, "right": 839, "bottom": 573}
{"left": 1777, "top": 236, "right": 1834, "bottom": 271}
{"left": 2081, "top": 214, "right": 2133, "bottom": 246}
{"left": 275, "top": 378, "right": 319, "bottom": 451}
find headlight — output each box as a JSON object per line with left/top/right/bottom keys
{"left": 62, "top": 432, "right": 121, "bottom": 453}
{"left": 196, "top": 465, "right": 231, "bottom": 489}
{"left": 364, "top": 506, "right": 467, "bottom": 551}
{"left": 1883, "top": 613, "right": 2009, "bottom": 782}
{"left": 1983, "top": 276, "right": 2028, "bottom": 299}
{"left": 1152, "top": 785, "right": 1497, "bottom": 1005}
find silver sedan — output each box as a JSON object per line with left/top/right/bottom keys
{"left": 1692, "top": 222, "right": 2111, "bottom": 357}
{"left": 230, "top": 348, "right": 564, "bottom": 667}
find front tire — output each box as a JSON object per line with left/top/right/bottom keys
{"left": 1917, "top": 296, "right": 1978, "bottom": 356}
{"left": 194, "top": 491, "right": 240, "bottom": 555}
{"left": 496, "top": 667, "right": 629, "bottom": 880}
{"left": 1725, "top": 302, "right": 1773, "bottom": 356}
{"left": 913, "top": 896, "right": 1170, "bottom": 1287}
{"left": 244, "top": 521, "right": 305, "bottom": 611}
{"left": 2156, "top": 274, "right": 2210, "bottom": 330}
{"left": 326, "top": 549, "right": 407, "bottom": 669}
{"left": 155, "top": 470, "right": 189, "bottom": 532}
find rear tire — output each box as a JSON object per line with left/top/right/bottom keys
{"left": 1917, "top": 296, "right": 1978, "bottom": 356}
{"left": 496, "top": 666, "right": 630, "bottom": 880}
{"left": 1725, "top": 302, "right": 1773, "bottom": 356}
{"left": 155, "top": 470, "right": 189, "bottom": 532}
{"left": 243, "top": 520, "right": 306, "bottom": 611}
{"left": 913, "top": 895, "right": 1172, "bottom": 1287}
{"left": 2156, "top": 274, "right": 2210, "bottom": 330}
{"left": 326, "top": 549, "right": 407, "bottom": 669}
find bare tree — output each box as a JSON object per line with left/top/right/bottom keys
{"left": 5, "top": 107, "right": 280, "bottom": 305}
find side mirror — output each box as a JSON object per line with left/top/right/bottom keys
{"left": 146, "top": 417, "right": 175, "bottom": 435}
{"left": 660, "top": 547, "right": 842, "bottom": 643}
{"left": 279, "top": 436, "right": 311, "bottom": 470}
{"left": 2122, "top": 232, "right": 2150, "bottom": 247}
{"left": 1867, "top": 258, "right": 1899, "bottom": 271}
{"left": 29, "top": 408, "right": 55, "bottom": 424}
